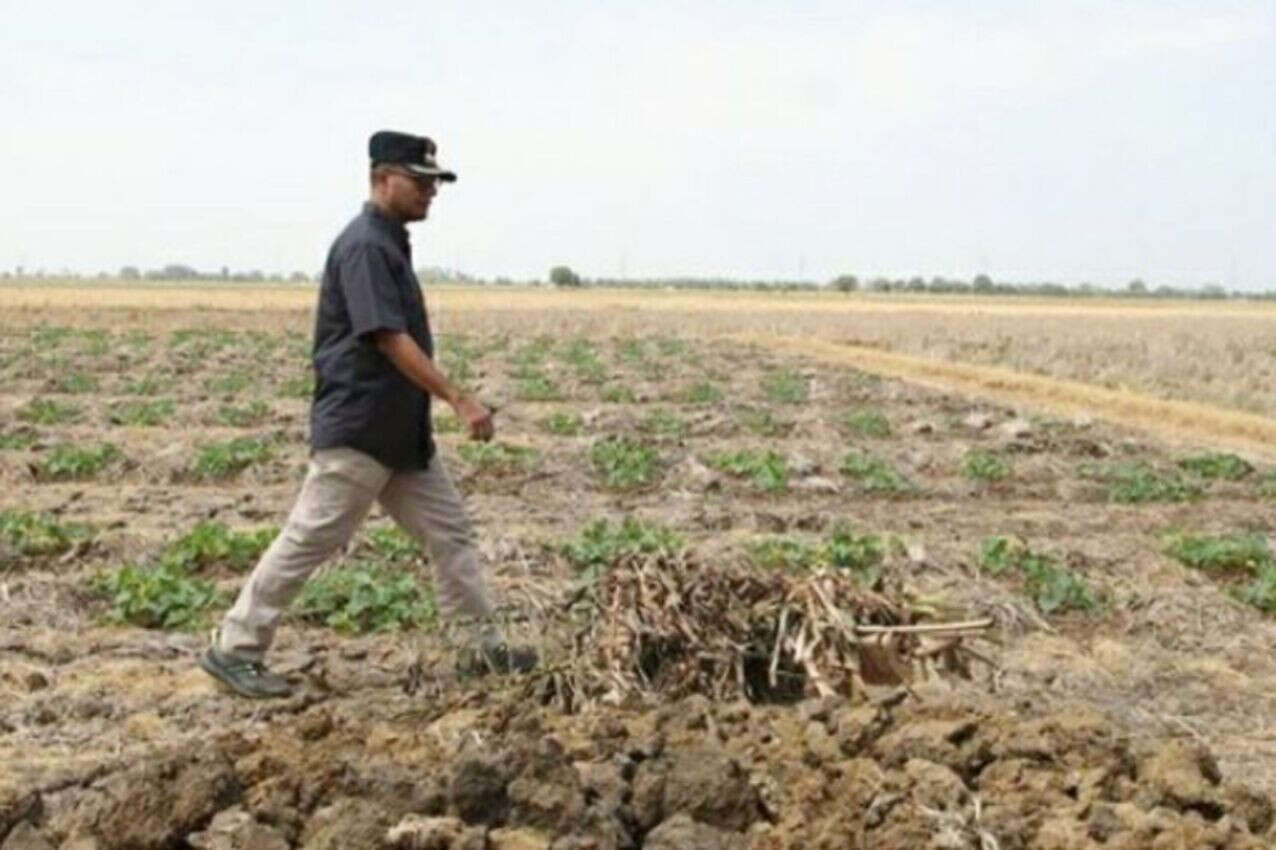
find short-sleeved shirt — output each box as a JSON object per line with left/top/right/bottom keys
{"left": 309, "top": 203, "right": 435, "bottom": 470}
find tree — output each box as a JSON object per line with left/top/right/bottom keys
{"left": 549, "top": 265, "right": 582, "bottom": 288}
{"left": 830, "top": 274, "right": 858, "bottom": 292}
{"left": 1126, "top": 279, "right": 1147, "bottom": 294}
{"left": 119, "top": 266, "right": 140, "bottom": 280}
{"left": 972, "top": 273, "right": 994, "bottom": 292}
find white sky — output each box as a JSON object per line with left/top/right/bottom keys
{"left": 3, "top": 1, "right": 1274, "bottom": 288}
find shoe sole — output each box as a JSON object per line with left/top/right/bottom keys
{"left": 197, "top": 651, "right": 291, "bottom": 700}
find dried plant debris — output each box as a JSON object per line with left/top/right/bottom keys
{"left": 537, "top": 554, "right": 991, "bottom": 710}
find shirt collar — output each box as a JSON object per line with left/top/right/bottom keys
{"left": 362, "top": 202, "right": 410, "bottom": 248}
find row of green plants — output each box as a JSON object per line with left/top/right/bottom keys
{"left": 93, "top": 520, "right": 434, "bottom": 632}
{"left": 1163, "top": 531, "right": 1276, "bottom": 613}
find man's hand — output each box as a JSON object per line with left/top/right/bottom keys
{"left": 453, "top": 395, "right": 494, "bottom": 442}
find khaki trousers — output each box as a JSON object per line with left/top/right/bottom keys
{"left": 218, "top": 447, "right": 494, "bottom": 662}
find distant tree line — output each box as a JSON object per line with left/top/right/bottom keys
{"left": 4, "top": 264, "right": 1274, "bottom": 301}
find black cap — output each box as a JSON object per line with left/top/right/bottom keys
{"left": 369, "top": 130, "right": 457, "bottom": 182}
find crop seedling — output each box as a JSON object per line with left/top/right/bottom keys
{"left": 844, "top": 407, "right": 891, "bottom": 438}
{"left": 74, "top": 329, "right": 110, "bottom": 356}
{"left": 748, "top": 524, "right": 887, "bottom": 585}
{"left": 41, "top": 443, "right": 122, "bottom": 481}
{"left": 640, "top": 408, "right": 686, "bottom": 438}
{"left": 122, "top": 373, "right": 173, "bottom": 396}
{"left": 205, "top": 370, "right": 253, "bottom": 396}
{"left": 294, "top": 565, "right": 436, "bottom": 633}
{"left": 0, "top": 428, "right": 37, "bottom": 450}
{"left": 561, "top": 338, "right": 607, "bottom": 383}
{"left": 50, "top": 371, "right": 98, "bottom": 394}
{"left": 840, "top": 449, "right": 916, "bottom": 494}
{"left": 108, "top": 398, "right": 175, "bottom": 427}
{"left": 216, "top": 400, "right": 270, "bottom": 427}
{"left": 684, "top": 380, "right": 723, "bottom": 405}
{"left": 750, "top": 536, "right": 823, "bottom": 571}
{"left": 1164, "top": 532, "right": 1271, "bottom": 573}
{"left": 590, "top": 437, "right": 659, "bottom": 489}
{"left": 763, "top": 369, "right": 808, "bottom": 404}
{"left": 516, "top": 371, "right": 563, "bottom": 401}
{"left": 363, "top": 525, "right": 423, "bottom": 562}
{"left": 601, "top": 384, "right": 636, "bottom": 403}
{"left": 18, "top": 398, "right": 82, "bottom": 425}
{"left": 544, "top": 411, "right": 583, "bottom": 436}
{"left": 1080, "top": 461, "right": 1204, "bottom": 504}
{"left": 160, "top": 521, "right": 278, "bottom": 573}
{"left": 559, "top": 516, "right": 684, "bottom": 572}
{"left": 738, "top": 406, "right": 786, "bottom": 436}
{"left": 94, "top": 562, "right": 224, "bottom": 630}
{"left": 1260, "top": 471, "right": 1276, "bottom": 499}
{"left": 961, "top": 448, "right": 1012, "bottom": 482}
{"left": 977, "top": 536, "right": 1101, "bottom": 615}
{"left": 457, "top": 441, "right": 540, "bottom": 473}
{"left": 191, "top": 436, "right": 274, "bottom": 480}
{"left": 31, "top": 325, "right": 73, "bottom": 348}
{"left": 279, "top": 373, "right": 315, "bottom": 399}
{"left": 655, "top": 336, "right": 688, "bottom": 358}
{"left": 1, "top": 509, "right": 93, "bottom": 562}
{"left": 1176, "top": 452, "right": 1254, "bottom": 481}
{"left": 708, "top": 449, "right": 788, "bottom": 492}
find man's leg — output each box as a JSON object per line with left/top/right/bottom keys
{"left": 217, "top": 448, "right": 391, "bottom": 664}
{"left": 378, "top": 454, "right": 495, "bottom": 630}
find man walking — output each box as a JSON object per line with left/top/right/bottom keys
{"left": 199, "top": 130, "right": 535, "bottom": 699}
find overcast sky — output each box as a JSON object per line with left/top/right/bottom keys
{"left": 4, "top": 1, "right": 1273, "bottom": 288}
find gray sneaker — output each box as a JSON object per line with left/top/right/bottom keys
{"left": 198, "top": 647, "right": 292, "bottom": 699}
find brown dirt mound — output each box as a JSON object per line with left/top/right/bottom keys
{"left": 5, "top": 687, "right": 1272, "bottom": 849}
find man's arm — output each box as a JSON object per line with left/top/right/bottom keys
{"left": 372, "top": 330, "right": 493, "bottom": 441}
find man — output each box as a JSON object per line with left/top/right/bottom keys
{"left": 198, "top": 130, "right": 535, "bottom": 699}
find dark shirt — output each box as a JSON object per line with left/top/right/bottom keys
{"left": 309, "top": 203, "right": 435, "bottom": 470}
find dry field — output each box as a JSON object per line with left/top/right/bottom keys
{"left": 3, "top": 285, "right": 1276, "bottom": 849}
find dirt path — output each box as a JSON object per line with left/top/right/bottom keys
{"left": 757, "top": 334, "right": 1276, "bottom": 464}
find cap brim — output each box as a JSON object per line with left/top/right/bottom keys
{"left": 403, "top": 163, "right": 457, "bottom": 182}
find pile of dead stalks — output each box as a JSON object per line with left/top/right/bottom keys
{"left": 533, "top": 553, "right": 992, "bottom": 711}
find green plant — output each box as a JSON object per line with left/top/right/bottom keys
{"left": 294, "top": 565, "right": 436, "bottom": 633}
{"left": 41, "top": 443, "right": 122, "bottom": 480}
{"left": 1260, "top": 471, "right": 1276, "bottom": 499}
{"left": 18, "top": 398, "right": 82, "bottom": 425}
{"left": 616, "top": 338, "right": 647, "bottom": 364}
{"left": 1164, "top": 532, "right": 1271, "bottom": 573}
{"left": 457, "top": 441, "right": 540, "bottom": 473}
{"left": 844, "top": 407, "right": 891, "bottom": 438}
{"left": 160, "top": 521, "right": 277, "bottom": 573}
{"left": 750, "top": 536, "right": 823, "bottom": 571}
{"left": 707, "top": 449, "right": 788, "bottom": 492}
{"left": 205, "top": 369, "right": 255, "bottom": 396}
{"left": 763, "top": 369, "right": 808, "bottom": 403}
{"left": 840, "top": 449, "right": 915, "bottom": 494}
{"left": 825, "top": 525, "right": 887, "bottom": 582}
{"left": 1081, "top": 462, "right": 1205, "bottom": 504}
{"left": 434, "top": 412, "right": 461, "bottom": 433}
{"left": 1234, "top": 565, "right": 1276, "bottom": 614}
{"left": 1, "top": 509, "right": 93, "bottom": 561}
{"left": 640, "top": 408, "right": 686, "bottom": 438}
{"left": 590, "top": 437, "right": 659, "bottom": 489}
{"left": 31, "top": 325, "right": 73, "bottom": 348}
{"left": 191, "top": 436, "right": 274, "bottom": 480}
{"left": 601, "top": 384, "right": 636, "bottom": 403}
{"left": 737, "top": 406, "right": 785, "bottom": 436}
{"left": 363, "top": 525, "right": 423, "bottom": 562}
{"left": 544, "top": 411, "right": 584, "bottom": 436}
{"left": 684, "top": 381, "right": 723, "bottom": 405}
{"left": 0, "top": 428, "right": 37, "bottom": 450}
{"left": 50, "top": 371, "right": 98, "bottom": 394}
{"left": 279, "top": 373, "right": 315, "bottom": 399}
{"left": 561, "top": 339, "right": 607, "bottom": 382}
{"left": 976, "top": 536, "right": 1100, "bottom": 615}
{"left": 655, "top": 336, "right": 687, "bottom": 357}
{"left": 961, "top": 448, "right": 1012, "bottom": 482}
{"left": 559, "top": 516, "right": 684, "bottom": 570}
{"left": 94, "top": 561, "right": 224, "bottom": 630}
{"left": 122, "top": 373, "right": 173, "bottom": 396}
{"left": 108, "top": 398, "right": 175, "bottom": 427}
{"left": 1176, "top": 452, "right": 1254, "bottom": 481}
{"left": 516, "top": 371, "right": 563, "bottom": 401}
{"left": 217, "top": 400, "right": 270, "bottom": 427}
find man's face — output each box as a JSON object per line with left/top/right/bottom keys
{"left": 380, "top": 169, "right": 439, "bottom": 222}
